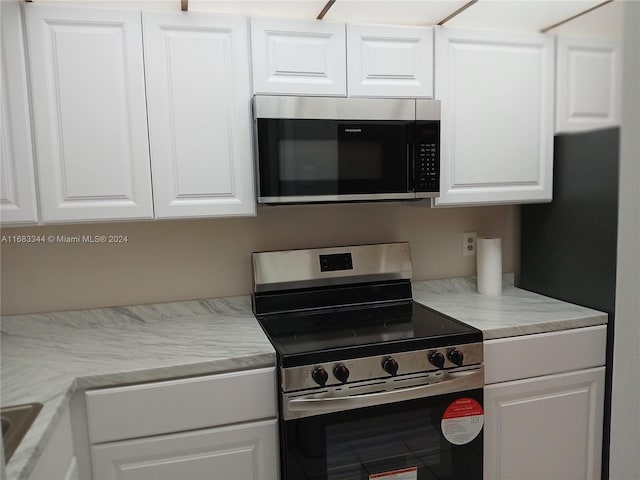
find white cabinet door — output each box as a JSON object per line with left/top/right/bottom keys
{"left": 347, "top": 24, "right": 433, "bottom": 98}
{"left": 434, "top": 27, "right": 554, "bottom": 206}
{"left": 556, "top": 36, "right": 621, "bottom": 133}
{"left": 484, "top": 367, "right": 605, "bottom": 480}
{"left": 251, "top": 17, "right": 346, "bottom": 96}
{"left": 1, "top": 1, "right": 38, "bottom": 225}
{"left": 143, "top": 12, "right": 255, "bottom": 218}
{"left": 30, "top": 408, "right": 76, "bottom": 480}
{"left": 91, "top": 419, "right": 278, "bottom": 480}
{"left": 25, "top": 5, "right": 153, "bottom": 223}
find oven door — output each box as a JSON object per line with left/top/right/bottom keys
{"left": 282, "top": 389, "right": 483, "bottom": 480}
{"left": 256, "top": 119, "right": 415, "bottom": 203}
{"left": 280, "top": 368, "right": 483, "bottom": 480}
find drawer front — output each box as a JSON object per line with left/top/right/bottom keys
{"left": 86, "top": 367, "right": 276, "bottom": 444}
{"left": 91, "top": 419, "right": 278, "bottom": 480}
{"left": 484, "top": 325, "right": 607, "bottom": 384}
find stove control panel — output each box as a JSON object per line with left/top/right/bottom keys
{"left": 282, "top": 342, "right": 483, "bottom": 392}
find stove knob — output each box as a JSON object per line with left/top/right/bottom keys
{"left": 382, "top": 357, "right": 399, "bottom": 376}
{"left": 333, "top": 363, "right": 350, "bottom": 383}
{"left": 428, "top": 351, "right": 445, "bottom": 369}
{"left": 311, "top": 366, "right": 329, "bottom": 387}
{"left": 447, "top": 348, "right": 464, "bottom": 367}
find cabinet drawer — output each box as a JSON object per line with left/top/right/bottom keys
{"left": 484, "top": 325, "right": 607, "bottom": 384}
{"left": 91, "top": 419, "right": 278, "bottom": 480}
{"left": 85, "top": 367, "right": 276, "bottom": 444}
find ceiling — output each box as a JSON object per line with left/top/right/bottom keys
{"left": 34, "top": 0, "right": 623, "bottom": 38}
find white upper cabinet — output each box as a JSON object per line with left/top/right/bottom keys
{"left": 434, "top": 27, "right": 554, "bottom": 206}
{"left": 143, "top": 12, "right": 256, "bottom": 218}
{"left": 24, "top": 5, "right": 153, "bottom": 223}
{"left": 1, "top": 1, "right": 39, "bottom": 225}
{"left": 251, "top": 17, "right": 347, "bottom": 96}
{"left": 347, "top": 24, "right": 433, "bottom": 98}
{"left": 555, "top": 36, "right": 621, "bottom": 133}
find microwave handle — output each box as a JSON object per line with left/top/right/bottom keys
{"left": 287, "top": 368, "right": 483, "bottom": 414}
{"left": 407, "top": 142, "right": 415, "bottom": 190}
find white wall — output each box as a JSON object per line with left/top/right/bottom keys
{"left": 0, "top": 203, "right": 518, "bottom": 315}
{"left": 610, "top": 2, "right": 640, "bottom": 478}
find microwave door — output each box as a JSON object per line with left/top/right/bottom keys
{"left": 256, "top": 118, "right": 415, "bottom": 203}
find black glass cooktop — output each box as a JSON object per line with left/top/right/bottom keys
{"left": 256, "top": 301, "right": 482, "bottom": 368}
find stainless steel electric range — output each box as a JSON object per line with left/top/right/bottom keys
{"left": 252, "top": 242, "right": 484, "bottom": 480}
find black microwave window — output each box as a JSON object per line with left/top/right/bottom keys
{"left": 257, "top": 119, "right": 414, "bottom": 198}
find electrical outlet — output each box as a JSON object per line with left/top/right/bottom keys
{"left": 463, "top": 232, "right": 477, "bottom": 256}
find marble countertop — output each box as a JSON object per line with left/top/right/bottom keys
{"left": 1, "top": 296, "right": 276, "bottom": 480}
{"left": 1, "top": 274, "right": 607, "bottom": 479}
{"left": 412, "top": 274, "right": 607, "bottom": 340}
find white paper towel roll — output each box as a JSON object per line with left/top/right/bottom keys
{"left": 477, "top": 237, "right": 502, "bottom": 296}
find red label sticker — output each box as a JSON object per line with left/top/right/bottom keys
{"left": 369, "top": 466, "right": 418, "bottom": 480}
{"left": 441, "top": 398, "right": 484, "bottom": 445}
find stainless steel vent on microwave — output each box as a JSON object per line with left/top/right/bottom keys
{"left": 253, "top": 96, "right": 441, "bottom": 205}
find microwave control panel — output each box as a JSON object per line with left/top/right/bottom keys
{"left": 416, "top": 142, "right": 439, "bottom": 192}
{"left": 415, "top": 120, "right": 440, "bottom": 193}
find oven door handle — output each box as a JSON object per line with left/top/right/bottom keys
{"left": 287, "top": 368, "right": 483, "bottom": 414}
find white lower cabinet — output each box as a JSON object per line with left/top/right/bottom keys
{"left": 30, "top": 408, "right": 78, "bottom": 480}
{"left": 91, "top": 420, "right": 277, "bottom": 479}
{"left": 85, "top": 367, "right": 278, "bottom": 480}
{"left": 484, "top": 367, "right": 605, "bottom": 480}
{"left": 483, "top": 325, "right": 607, "bottom": 480}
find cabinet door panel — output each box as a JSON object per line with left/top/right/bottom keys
{"left": 484, "top": 367, "right": 604, "bottom": 480}
{"left": 143, "top": 12, "right": 255, "bottom": 218}
{"left": 30, "top": 409, "right": 75, "bottom": 480}
{"left": 1, "top": 1, "right": 38, "bottom": 225}
{"left": 556, "top": 36, "right": 621, "bottom": 133}
{"left": 347, "top": 24, "right": 433, "bottom": 98}
{"left": 25, "top": 5, "right": 153, "bottom": 223}
{"left": 91, "top": 420, "right": 278, "bottom": 480}
{"left": 435, "top": 28, "right": 553, "bottom": 206}
{"left": 251, "top": 17, "right": 346, "bottom": 96}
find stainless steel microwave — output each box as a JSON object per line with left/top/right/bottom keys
{"left": 253, "top": 95, "right": 440, "bottom": 204}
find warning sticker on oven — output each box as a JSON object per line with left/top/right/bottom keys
{"left": 441, "top": 397, "right": 484, "bottom": 445}
{"left": 369, "top": 467, "right": 418, "bottom": 480}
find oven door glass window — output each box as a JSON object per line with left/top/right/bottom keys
{"left": 282, "top": 390, "right": 482, "bottom": 480}
{"left": 257, "top": 119, "right": 414, "bottom": 198}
